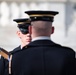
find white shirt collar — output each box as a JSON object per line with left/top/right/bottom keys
{"left": 32, "top": 36, "right": 51, "bottom": 41}
{"left": 20, "top": 45, "right": 23, "bottom": 49}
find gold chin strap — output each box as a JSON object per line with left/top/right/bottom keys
{"left": 9, "top": 55, "right": 12, "bottom": 74}
{"left": 30, "top": 14, "right": 54, "bottom": 17}
{"left": 18, "top": 21, "right": 30, "bottom": 24}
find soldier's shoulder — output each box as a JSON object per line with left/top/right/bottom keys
{"left": 10, "top": 46, "right": 21, "bottom": 54}
{"left": 13, "top": 46, "right": 21, "bottom": 51}
{"left": 62, "top": 46, "right": 74, "bottom": 51}
{"left": 60, "top": 45, "right": 75, "bottom": 53}
{"left": 55, "top": 43, "right": 75, "bottom": 52}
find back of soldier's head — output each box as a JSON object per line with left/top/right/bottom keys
{"left": 25, "top": 10, "right": 59, "bottom": 36}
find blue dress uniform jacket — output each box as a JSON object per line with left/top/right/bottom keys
{"left": 11, "top": 40, "right": 75, "bottom": 75}
{"left": 11, "top": 46, "right": 21, "bottom": 54}
{"left": 0, "top": 56, "right": 5, "bottom": 75}
{"left": 7, "top": 46, "right": 21, "bottom": 75}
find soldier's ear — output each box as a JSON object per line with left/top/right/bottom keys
{"left": 51, "top": 26, "right": 54, "bottom": 34}
{"left": 28, "top": 26, "right": 32, "bottom": 34}
{"left": 16, "top": 30, "right": 21, "bottom": 38}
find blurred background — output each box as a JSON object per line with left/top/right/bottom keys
{"left": 0, "top": 0, "right": 76, "bottom": 52}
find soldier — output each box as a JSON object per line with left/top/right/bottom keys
{"left": 5, "top": 10, "right": 76, "bottom": 75}
{"left": 11, "top": 18, "right": 31, "bottom": 54}
{"left": 0, "top": 18, "right": 31, "bottom": 75}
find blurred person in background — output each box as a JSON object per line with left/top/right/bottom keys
{"left": 11, "top": 18, "right": 31, "bottom": 53}
{"left": 0, "top": 18, "right": 31, "bottom": 75}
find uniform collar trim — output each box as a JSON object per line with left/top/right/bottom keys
{"left": 32, "top": 36, "right": 51, "bottom": 42}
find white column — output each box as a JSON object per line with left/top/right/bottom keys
{"left": 19, "top": 3, "right": 29, "bottom": 18}
{"left": 0, "top": 1, "right": 10, "bottom": 26}
{"left": 29, "top": 2, "right": 40, "bottom": 10}
{"left": 10, "top": 2, "right": 20, "bottom": 26}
